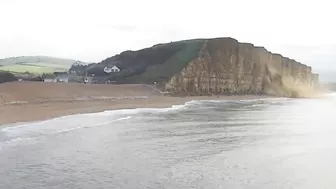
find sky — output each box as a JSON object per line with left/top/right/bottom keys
{"left": 1, "top": 0, "right": 335, "bottom": 76}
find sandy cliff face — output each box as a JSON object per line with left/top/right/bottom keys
{"left": 166, "top": 38, "right": 318, "bottom": 97}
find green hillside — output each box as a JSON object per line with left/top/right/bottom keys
{"left": 124, "top": 39, "right": 205, "bottom": 83}
{"left": 88, "top": 39, "right": 205, "bottom": 84}
{"left": 0, "top": 56, "right": 81, "bottom": 75}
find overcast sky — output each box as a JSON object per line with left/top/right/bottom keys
{"left": 1, "top": 0, "right": 335, "bottom": 73}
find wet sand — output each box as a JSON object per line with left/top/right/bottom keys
{"left": 0, "top": 82, "right": 267, "bottom": 126}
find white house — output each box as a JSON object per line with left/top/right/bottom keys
{"left": 56, "top": 75, "right": 69, "bottom": 83}
{"left": 44, "top": 78, "right": 56, "bottom": 83}
{"left": 54, "top": 72, "right": 69, "bottom": 83}
{"left": 111, "top": 66, "right": 120, "bottom": 72}
{"left": 84, "top": 77, "right": 94, "bottom": 84}
{"left": 104, "top": 65, "right": 120, "bottom": 73}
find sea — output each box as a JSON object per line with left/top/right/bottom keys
{"left": 1, "top": 94, "right": 336, "bottom": 189}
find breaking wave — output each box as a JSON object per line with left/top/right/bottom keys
{"left": 0, "top": 98, "right": 291, "bottom": 134}
{"left": 0, "top": 97, "right": 298, "bottom": 149}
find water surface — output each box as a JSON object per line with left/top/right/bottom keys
{"left": 1, "top": 94, "right": 336, "bottom": 189}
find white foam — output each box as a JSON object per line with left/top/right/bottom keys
{"left": 85, "top": 116, "right": 132, "bottom": 128}
{"left": 55, "top": 126, "right": 83, "bottom": 133}
{"left": 1, "top": 124, "right": 28, "bottom": 132}
{"left": 238, "top": 97, "right": 289, "bottom": 102}
{"left": 156, "top": 105, "right": 186, "bottom": 113}
{"left": 196, "top": 100, "right": 227, "bottom": 103}
{"left": 325, "top": 93, "right": 336, "bottom": 97}
{"left": 4, "top": 136, "right": 33, "bottom": 144}
{"left": 186, "top": 97, "right": 288, "bottom": 104}
{"left": 54, "top": 116, "right": 133, "bottom": 134}
{"left": 0, "top": 136, "right": 36, "bottom": 149}
{"left": 97, "top": 104, "right": 188, "bottom": 116}
{"left": 116, "top": 116, "right": 132, "bottom": 121}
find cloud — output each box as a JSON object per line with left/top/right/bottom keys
{"left": 0, "top": 0, "right": 335, "bottom": 71}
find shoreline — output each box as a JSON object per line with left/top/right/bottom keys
{"left": 2, "top": 81, "right": 325, "bottom": 127}
{"left": 0, "top": 95, "right": 269, "bottom": 126}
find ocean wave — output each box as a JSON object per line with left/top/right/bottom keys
{"left": 185, "top": 100, "right": 227, "bottom": 105}
{"left": 97, "top": 104, "right": 188, "bottom": 116}
{"left": 238, "top": 97, "right": 290, "bottom": 102}
{"left": 1, "top": 124, "right": 29, "bottom": 132}
{"left": 185, "top": 97, "right": 288, "bottom": 105}
{"left": 0, "top": 136, "right": 36, "bottom": 150}
{"left": 0, "top": 101, "right": 194, "bottom": 135}
{"left": 3, "top": 136, "right": 34, "bottom": 144}
{"left": 54, "top": 116, "right": 133, "bottom": 134}
{"left": 0, "top": 97, "right": 286, "bottom": 133}
{"left": 157, "top": 105, "right": 187, "bottom": 112}
{"left": 1, "top": 120, "right": 47, "bottom": 132}
{"left": 0, "top": 116, "right": 134, "bottom": 147}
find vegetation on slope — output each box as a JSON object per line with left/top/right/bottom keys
{"left": 88, "top": 39, "right": 205, "bottom": 84}
{"left": 0, "top": 71, "right": 17, "bottom": 83}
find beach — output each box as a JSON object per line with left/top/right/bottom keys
{"left": 0, "top": 82, "right": 267, "bottom": 126}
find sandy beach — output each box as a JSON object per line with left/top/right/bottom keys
{"left": 0, "top": 82, "right": 268, "bottom": 126}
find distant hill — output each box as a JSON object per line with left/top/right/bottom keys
{"left": 0, "top": 56, "right": 84, "bottom": 75}
{"left": 316, "top": 70, "right": 336, "bottom": 83}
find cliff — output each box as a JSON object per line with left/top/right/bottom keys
{"left": 166, "top": 38, "right": 318, "bottom": 97}
{"left": 92, "top": 37, "right": 319, "bottom": 97}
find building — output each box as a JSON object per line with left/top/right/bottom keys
{"left": 55, "top": 75, "right": 68, "bottom": 82}
{"left": 54, "top": 72, "right": 69, "bottom": 82}
{"left": 43, "top": 72, "right": 69, "bottom": 83}
{"left": 84, "top": 76, "right": 94, "bottom": 84}
{"left": 104, "top": 65, "right": 120, "bottom": 73}
{"left": 43, "top": 78, "right": 56, "bottom": 83}
{"left": 68, "top": 64, "right": 87, "bottom": 76}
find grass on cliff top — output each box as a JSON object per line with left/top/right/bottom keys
{"left": 123, "top": 39, "right": 205, "bottom": 84}
{"left": 0, "top": 64, "right": 68, "bottom": 74}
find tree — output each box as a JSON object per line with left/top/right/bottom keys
{"left": 0, "top": 71, "right": 17, "bottom": 83}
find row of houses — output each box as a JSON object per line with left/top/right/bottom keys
{"left": 43, "top": 65, "right": 121, "bottom": 84}
{"left": 43, "top": 72, "right": 69, "bottom": 83}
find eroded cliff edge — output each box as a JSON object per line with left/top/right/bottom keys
{"left": 165, "top": 38, "right": 319, "bottom": 97}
